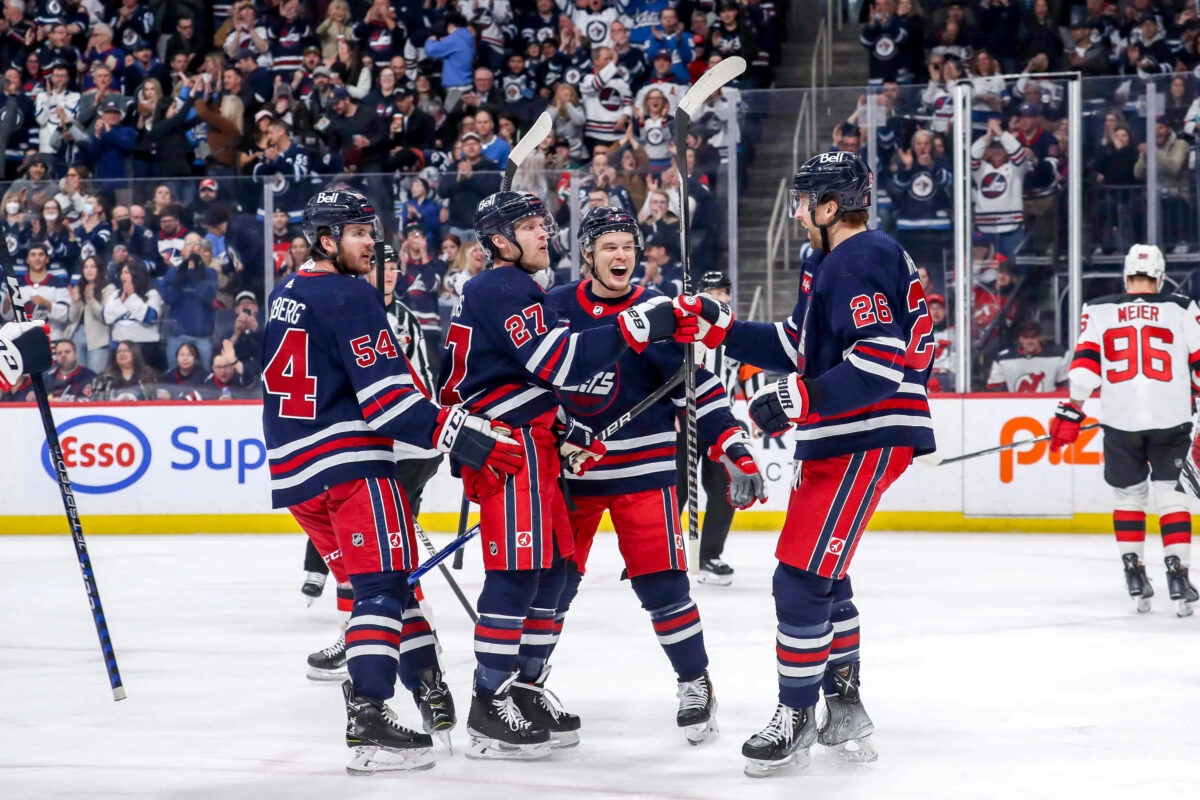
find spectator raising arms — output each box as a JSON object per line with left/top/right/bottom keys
{"left": 104, "top": 260, "right": 164, "bottom": 371}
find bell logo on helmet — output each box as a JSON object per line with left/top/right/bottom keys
{"left": 316, "top": 192, "right": 339, "bottom": 203}
{"left": 818, "top": 152, "right": 848, "bottom": 164}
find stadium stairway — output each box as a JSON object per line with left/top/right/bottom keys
{"left": 735, "top": 1, "right": 869, "bottom": 318}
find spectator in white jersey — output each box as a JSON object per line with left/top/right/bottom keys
{"left": 985, "top": 320, "right": 1068, "bottom": 393}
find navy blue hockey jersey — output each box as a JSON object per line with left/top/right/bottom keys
{"left": 261, "top": 265, "right": 442, "bottom": 508}
{"left": 439, "top": 266, "right": 629, "bottom": 428}
{"left": 549, "top": 281, "right": 740, "bottom": 496}
{"left": 725, "top": 230, "right": 936, "bottom": 461}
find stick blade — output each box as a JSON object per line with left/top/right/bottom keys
{"left": 677, "top": 56, "right": 746, "bottom": 117}
{"left": 915, "top": 454, "right": 943, "bottom": 467}
{"left": 507, "top": 111, "right": 553, "bottom": 176}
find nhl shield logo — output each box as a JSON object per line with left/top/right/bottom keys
{"left": 389, "top": 532, "right": 403, "bottom": 549}
{"left": 351, "top": 533, "right": 365, "bottom": 547}
{"left": 517, "top": 532, "right": 532, "bottom": 547}
{"left": 489, "top": 541, "right": 499, "bottom": 556}
{"left": 675, "top": 534, "right": 684, "bottom": 549}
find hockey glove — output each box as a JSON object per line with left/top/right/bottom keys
{"left": 708, "top": 426, "right": 768, "bottom": 509}
{"left": 0, "top": 321, "right": 51, "bottom": 392}
{"left": 434, "top": 406, "right": 524, "bottom": 474}
{"left": 1048, "top": 402, "right": 1085, "bottom": 453}
{"left": 558, "top": 417, "right": 606, "bottom": 475}
{"left": 673, "top": 293, "right": 734, "bottom": 347}
{"left": 618, "top": 295, "right": 695, "bottom": 353}
{"left": 749, "top": 373, "right": 811, "bottom": 437}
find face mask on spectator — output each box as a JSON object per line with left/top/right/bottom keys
{"left": 117, "top": 219, "right": 131, "bottom": 233}
{"left": 83, "top": 202, "right": 95, "bottom": 215}
{"left": 5, "top": 202, "right": 17, "bottom": 215}
{"left": 44, "top": 212, "right": 58, "bottom": 222}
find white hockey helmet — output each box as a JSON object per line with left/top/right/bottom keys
{"left": 1124, "top": 244, "right": 1165, "bottom": 290}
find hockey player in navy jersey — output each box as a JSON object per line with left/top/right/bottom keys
{"left": 543, "top": 206, "right": 766, "bottom": 744}
{"left": 444, "top": 191, "right": 690, "bottom": 758}
{"left": 675, "top": 152, "right": 936, "bottom": 776}
{"left": 261, "top": 189, "right": 524, "bottom": 774}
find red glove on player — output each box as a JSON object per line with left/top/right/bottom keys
{"left": 1048, "top": 402, "right": 1084, "bottom": 453}
{"left": 617, "top": 295, "right": 696, "bottom": 353}
{"left": 707, "top": 426, "right": 768, "bottom": 509}
{"left": 673, "top": 293, "right": 734, "bottom": 347}
{"left": 433, "top": 406, "right": 524, "bottom": 474}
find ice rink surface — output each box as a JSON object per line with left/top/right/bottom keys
{"left": 3, "top": 529, "right": 1200, "bottom": 800}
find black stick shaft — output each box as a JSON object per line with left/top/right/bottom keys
{"left": 450, "top": 493, "right": 469, "bottom": 569}
{"left": 675, "top": 108, "right": 700, "bottom": 569}
{"left": 0, "top": 252, "right": 124, "bottom": 701}
{"left": 934, "top": 423, "right": 1101, "bottom": 465}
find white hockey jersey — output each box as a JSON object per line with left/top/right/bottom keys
{"left": 971, "top": 131, "right": 1032, "bottom": 234}
{"left": 1069, "top": 292, "right": 1200, "bottom": 432}
{"left": 987, "top": 344, "right": 1069, "bottom": 392}
{"left": 458, "top": 0, "right": 511, "bottom": 52}
{"left": 581, "top": 62, "right": 632, "bottom": 143}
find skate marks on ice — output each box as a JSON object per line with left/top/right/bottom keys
{"left": 2, "top": 532, "right": 1200, "bottom": 798}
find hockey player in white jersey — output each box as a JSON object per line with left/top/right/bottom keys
{"left": 1049, "top": 244, "right": 1200, "bottom": 615}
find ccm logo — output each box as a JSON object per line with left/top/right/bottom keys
{"left": 999, "top": 416, "right": 1101, "bottom": 484}
{"left": 41, "top": 415, "right": 152, "bottom": 494}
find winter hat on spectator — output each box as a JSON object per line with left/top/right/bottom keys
{"left": 461, "top": 131, "right": 481, "bottom": 143}
{"left": 927, "top": 293, "right": 945, "bottom": 307}
{"left": 274, "top": 83, "right": 293, "bottom": 99}
{"left": 1017, "top": 102, "right": 1041, "bottom": 117}
{"left": 132, "top": 39, "right": 152, "bottom": 54}
{"left": 199, "top": 178, "right": 218, "bottom": 193}
{"left": 304, "top": 44, "right": 320, "bottom": 56}
{"left": 99, "top": 98, "right": 123, "bottom": 115}
{"left": 404, "top": 220, "right": 426, "bottom": 238}
{"left": 313, "top": 65, "right": 331, "bottom": 78}
{"left": 331, "top": 87, "right": 351, "bottom": 103}
{"left": 653, "top": 50, "right": 672, "bottom": 64}
{"left": 234, "top": 291, "right": 258, "bottom": 308}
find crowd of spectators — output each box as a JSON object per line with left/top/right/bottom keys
{"left": 0, "top": 0, "right": 782, "bottom": 402}
{"left": 853, "top": 0, "right": 1200, "bottom": 390}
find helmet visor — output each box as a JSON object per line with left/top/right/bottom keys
{"left": 788, "top": 189, "right": 810, "bottom": 219}
{"left": 507, "top": 208, "right": 559, "bottom": 243}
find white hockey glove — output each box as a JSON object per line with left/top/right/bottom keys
{"left": 748, "top": 373, "right": 811, "bottom": 437}
{"left": 617, "top": 295, "right": 695, "bottom": 353}
{"left": 708, "top": 426, "right": 768, "bottom": 509}
{"left": 0, "top": 321, "right": 51, "bottom": 392}
{"left": 558, "top": 416, "right": 606, "bottom": 475}
{"left": 434, "top": 406, "right": 524, "bottom": 475}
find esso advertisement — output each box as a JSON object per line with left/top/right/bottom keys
{"left": 41, "top": 415, "right": 152, "bottom": 494}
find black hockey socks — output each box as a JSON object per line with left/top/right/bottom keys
{"left": 631, "top": 571, "right": 708, "bottom": 680}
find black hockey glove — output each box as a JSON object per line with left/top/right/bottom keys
{"left": 434, "top": 406, "right": 524, "bottom": 474}
{"left": 558, "top": 416, "right": 606, "bottom": 475}
{"left": 0, "top": 321, "right": 51, "bottom": 392}
{"left": 748, "top": 374, "right": 811, "bottom": 437}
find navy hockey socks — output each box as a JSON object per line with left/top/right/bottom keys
{"left": 474, "top": 569, "right": 539, "bottom": 696}
{"left": 631, "top": 571, "right": 708, "bottom": 681}
{"left": 823, "top": 578, "right": 861, "bottom": 695}
{"left": 517, "top": 557, "right": 568, "bottom": 682}
{"left": 345, "top": 571, "right": 410, "bottom": 701}
{"left": 773, "top": 562, "right": 836, "bottom": 709}
{"left": 396, "top": 591, "right": 438, "bottom": 692}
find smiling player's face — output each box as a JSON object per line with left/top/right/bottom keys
{"left": 589, "top": 231, "right": 637, "bottom": 296}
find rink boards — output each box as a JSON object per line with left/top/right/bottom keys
{"left": 0, "top": 394, "right": 1190, "bottom": 534}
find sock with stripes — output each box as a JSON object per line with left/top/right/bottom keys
{"left": 1160, "top": 511, "right": 1192, "bottom": 564}
{"left": 631, "top": 570, "right": 708, "bottom": 681}
{"left": 1113, "top": 510, "right": 1147, "bottom": 560}
{"left": 336, "top": 582, "right": 354, "bottom": 614}
{"left": 774, "top": 561, "right": 836, "bottom": 709}
{"left": 396, "top": 590, "right": 438, "bottom": 692}
{"left": 517, "top": 557, "right": 568, "bottom": 683}
{"left": 474, "top": 568, "right": 539, "bottom": 696}
{"left": 345, "top": 571, "right": 410, "bottom": 701}
{"left": 822, "top": 577, "right": 861, "bottom": 695}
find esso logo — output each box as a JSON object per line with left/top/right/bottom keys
{"left": 41, "top": 415, "right": 152, "bottom": 494}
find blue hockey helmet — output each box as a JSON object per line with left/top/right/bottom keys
{"left": 301, "top": 189, "right": 384, "bottom": 262}
{"left": 578, "top": 206, "right": 643, "bottom": 255}
{"left": 473, "top": 191, "right": 558, "bottom": 268}
{"left": 790, "top": 151, "right": 873, "bottom": 249}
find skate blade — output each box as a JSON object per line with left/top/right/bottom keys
{"left": 697, "top": 572, "right": 733, "bottom": 587}
{"left": 550, "top": 730, "right": 581, "bottom": 749}
{"left": 464, "top": 735, "right": 552, "bottom": 761}
{"left": 1177, "top": 599, "right": 1195, "bottom": 617}
{"left": 436, "top": 731, "right": 454, "bottom": 754}
{"left": 307, "top": 667, "right": 349, "bottom": 682}
{"left": 825, "top": 734, "right": 879, "bottom": 763}
{"left": 346, "top": 745, "right": 436, "bottom": 774}
{"left": 683, "top": 714, "right": 719, "bottom": 745}
{"left": 1135, "top": 596, "right": 1152, "bottom": 613}
{"left": 743, "top": 747, "right": 811, "bottom": 778}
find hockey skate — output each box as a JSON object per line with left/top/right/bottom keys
{"left": 301, "top": 570, "right": 326, "bottom": 606}
{"left": 1165, "top": 556, "right": 1199, "bottom": 617}
{"left": 343, "top": 680, "right": 435, "bottom": 775}
{"left": 1122, "top": 553, "right": 1154, "bottom": 613}
{"left": 307, "top": 631, "right": 349, "bottom": 681}
{"left": 512, "top": 665, "right": 581, "bottom": 748}
{"left": 817, "top": 663, "right": 878, "bottom": 762}
{"left": 413, "top": 667, "right": 457, "bottom": 751}
{"left": 676, "top": 670, "right": 719, "bottom": 744}
{"left": 465, "top": 676, "right": 552, "bottom": 761}
{"left": 742, "top": 702, "right": 818, "bottom": 777}
{"left": 697, "top": 557, "right": 734, "bottom": 586}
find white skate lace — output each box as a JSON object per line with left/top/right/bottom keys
{"left": 676, "top": 676, "right": 710, "bottom": 712}
{"left": 534, "top": 685, "right": 569, "bottom": 723}
{"left": 495, "top": 693, "right": 534, "bottom": 732}
{"left": 320, "top": 633, "right": 346, "bottom": 659}
{"left": 756, "top": 704, "right": 796, "bottom": 746}
{"left": 380, "top": 703, "right": 420, "bottom": 734}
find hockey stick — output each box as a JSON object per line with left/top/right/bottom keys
{"left": 450, "top": 493, "right": 469, "bottom": 570}
{"left": 407, "top": 365, "right": 689, "bottom": 586}
{"left": 0, "top": 240, "right": 125, "bottom": 701}
{"left": 674, "top": 56, "right": 746, "bottom": 575}
{"left": 918, "top": 423, "right": 1100, "bottom": 466}
{"left": 414, "top": 522, "right": 478, "bottom": 623}
{"left": 502, "top": 111, "right": 552, "bottom": 192}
